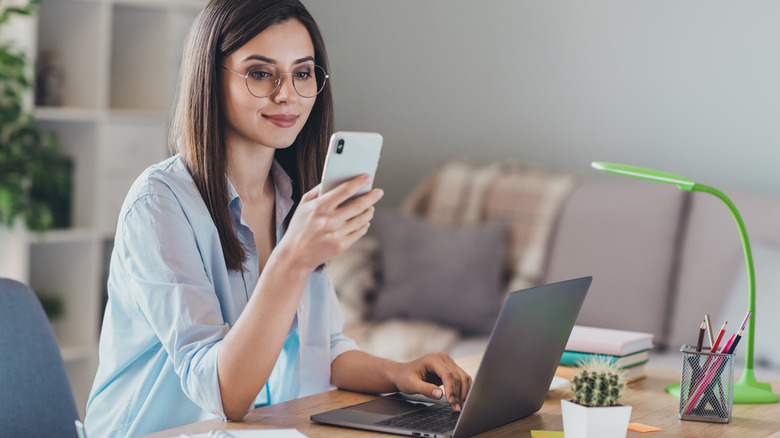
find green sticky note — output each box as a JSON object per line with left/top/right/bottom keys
{"left": 531, "top": 431, "right": 564, "bottom": 438}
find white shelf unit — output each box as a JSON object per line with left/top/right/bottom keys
{"left": 28, "top": 0, "right": 204, "bottom": 418}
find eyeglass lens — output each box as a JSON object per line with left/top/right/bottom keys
{"left": 245, "top": 64, "right": 327, "bottom": 98}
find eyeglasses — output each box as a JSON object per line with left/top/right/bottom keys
{"left": 221, "top": 64, "right": 328, "bottom": 98}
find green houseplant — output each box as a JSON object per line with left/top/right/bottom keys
{"left": 561, "top": 357, "right": 632, "bottom": 438}
{"left": 0, "top": 0, "right": 71, "bottom": 233}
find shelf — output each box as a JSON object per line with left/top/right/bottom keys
{"left": 107, "top": 108, "right": 168, "bottom": 120}
{"left": 34, "top": 120, "right": 98, "bottom": 229}
{"left": 109, "top": 4, "right": 169, "bottom": 111}
{"left": 35, "top": 107, "right": 169, "bottom": 122}
{"left": 22, "top": 0, "right": 205, "bottom": 418}
{"left": 35, "top": 106, "right": 100, "bottom": 122}
{"left": 29, "top": 227, "right": 99, "bottom": 245}
{"left": 36, "top": 0, "right": 104, "bottom": 110}
{"left": 113, "top": 0, "right": 205, "bottom": 8}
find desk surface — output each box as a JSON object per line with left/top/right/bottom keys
{"left": 143, "top": 355, "right": 780, "bottom": 437}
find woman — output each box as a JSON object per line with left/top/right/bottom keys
{"left": 84, "top": 1, "right": 471, "bottom": 436}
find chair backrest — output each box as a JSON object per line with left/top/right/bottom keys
{"left": 0, "top": 278, "right": 79, "bottom": 437}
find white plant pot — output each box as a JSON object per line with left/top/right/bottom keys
{"left": 561, "top": 399, "right": 632, "bottom": 438}
{"left": 0, "top": 218, "right": 29, "bottom": 283}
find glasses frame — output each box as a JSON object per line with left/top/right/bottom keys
{"left": 221, "top": 64, "right": 329, "bottom": 98}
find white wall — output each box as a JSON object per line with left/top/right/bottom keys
{"left": 306, "top": 1, "right": 780, "bottom": 207}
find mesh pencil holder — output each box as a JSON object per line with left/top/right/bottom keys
{"left": 678, "top": 345, "right": 734, "bottom": 423}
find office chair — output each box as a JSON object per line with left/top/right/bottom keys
{"left": 0, "top": 278, "right": 80, "bottom": 437}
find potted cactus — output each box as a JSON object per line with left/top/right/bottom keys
{"left": 561, "top": 357, "right": 632, "bottom": 438}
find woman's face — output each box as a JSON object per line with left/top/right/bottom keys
{"left": 220, "top": 19, "right": 317, "bottom": 151}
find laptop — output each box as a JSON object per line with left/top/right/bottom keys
{"left": 311, "top": 276, "right": 592, "bottom": 438}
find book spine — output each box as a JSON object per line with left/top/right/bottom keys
{"left": 559, "top": 351, "right": 648, "bottom": 369}
{"left": 564, "top": 340, "right": 625, "bottom": 356}
{"left": 559, "top": 351, "right": 616, "bottom": 367}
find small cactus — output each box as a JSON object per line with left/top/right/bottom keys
{"left": 570, "top": 356, "right": 626, "bottom": 407}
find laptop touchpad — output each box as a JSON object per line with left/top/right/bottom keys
{"left": 348, "top": 397, "right": 433, "bottom": 416}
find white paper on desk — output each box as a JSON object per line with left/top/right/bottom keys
{"left": 183, "top": 430, "right": 308, "bottom": 438}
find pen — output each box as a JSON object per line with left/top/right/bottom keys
{"left": 704, "top": 314, "right": 714, "bottom": 349}
{"left": 696, "top": 320, "right": 706, "bottom": 352}
{"left": 728, "top": 329, "right": 744, "bottom": 354}
{"left": 710, "top": 321, "right": 727, "bottom": 353}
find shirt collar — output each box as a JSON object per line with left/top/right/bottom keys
{"left": 270, "top": 159, "right": 295, "bottom": 228}
{"left": 227, "top": 159, "right": 295, "bottom": 230}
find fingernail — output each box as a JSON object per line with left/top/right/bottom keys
{"left": 432, "top": 388, "right": 443, "bottom": 399}
{"left": 454, "top": 403, "right": 462, "bottom": 412}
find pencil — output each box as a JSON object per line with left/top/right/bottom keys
{"left": 696, "top": 320, "right": 706, "bottom": 352}
{"left": 728, "top": 329, "right": 744, "bottom": 354}
{"left": 710, "top": 321, "right": 727, "bottom": 353}
{"left": 720, "top": 334, "right": 735, "bottom": 354}
{"left": 738, "top": 311, "right": 752, "bottom": 332}
{"left": 704, "top": 314, "right": 714, "bottom": 349}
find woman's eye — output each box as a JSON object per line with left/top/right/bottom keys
{"left": 293, "top": 67, "right": 314, "bottom": 81}
{"left": 248, "top": 67, "right": 278, "bottom": 80}
{"left": 249, "top": 71, "right": 272, "bottom": 80}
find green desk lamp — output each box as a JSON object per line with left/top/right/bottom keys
{"left": 591, "top": 161, "right": 779, "bottom": 404}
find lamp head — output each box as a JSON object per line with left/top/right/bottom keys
{"left": 591, "top": 161, "right": 696, "bottom": 191}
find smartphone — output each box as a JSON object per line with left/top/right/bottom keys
{"left": 320, "top": 131, "right": 383, "bottom": 200}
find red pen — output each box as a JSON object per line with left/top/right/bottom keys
{"left": 710, "top": 322, "right": 727, "bottom": 353}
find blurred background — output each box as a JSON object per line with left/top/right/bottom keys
{"left": 306, "top": 1, "right": 780, "bottom": 207}
{"left": 3, "top": 0, "right": 780, "bottom": 418}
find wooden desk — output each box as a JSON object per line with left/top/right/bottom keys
{"left": 143, "top": 355, "right": 780, "bottom": 437}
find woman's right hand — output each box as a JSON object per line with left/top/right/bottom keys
{"left": 277, "top": 174, "right": 383, "bottom": 273}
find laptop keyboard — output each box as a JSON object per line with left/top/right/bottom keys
{"left": 376, "top": 404, "right": 460, "bottom": 433}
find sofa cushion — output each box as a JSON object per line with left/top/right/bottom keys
{"left": 400, "top": 160, "right": 576, "bottom": 293}
{"left": 344, "top": 319, "right": 461, "bottom": 363}
{"left": 328, "top": 236, "right": 381, "bottom": 330}
{"left": 543, "top": 180, "right": 686, "bottom": 346}
{"left": 371, "top": 209, "right": 507, "bottom": 335}
{"left": 667, "top": 188, "right": 780, "bottom": 350}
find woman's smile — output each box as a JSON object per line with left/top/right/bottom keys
{"left": 263, "top": 113, "right": 299, "bottom": 128}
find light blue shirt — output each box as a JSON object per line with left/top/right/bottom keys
{"left": 84, "top": 155, "right": 359, "bottom": 438}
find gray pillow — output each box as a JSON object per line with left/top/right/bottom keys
{"left": 372, "top": 210, "right": 507, "bottom": 335}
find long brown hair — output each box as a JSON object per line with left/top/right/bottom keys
{"left": 170, "top": 0, "right": 334, "bottom": 271}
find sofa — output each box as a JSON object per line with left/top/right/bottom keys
{"left": 329, "top": 160, "right": 780, "bottom": 381}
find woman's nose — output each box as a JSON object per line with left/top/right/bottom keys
{"left": 271, "top": 74, "right": 297, "bottom": 103}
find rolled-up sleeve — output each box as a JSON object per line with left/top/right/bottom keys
{"left": 323, "top": 273, "right": 360, "bottom": 363}
{"left": 120, "top": 192, "right": 229, "bottom": 418}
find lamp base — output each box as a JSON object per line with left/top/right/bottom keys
{"left": 666, "top": 377, "right": 779, "bottom": 404}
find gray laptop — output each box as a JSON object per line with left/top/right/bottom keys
{"left": 311, "top": 276, "right": 591, "bottom": 438}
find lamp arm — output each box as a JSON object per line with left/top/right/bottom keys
{"left": 691, "top": 184, "right": 755, "bottom": 371}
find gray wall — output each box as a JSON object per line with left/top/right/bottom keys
{"left": 305, "top": 1, "right": 780, "bottom": 207}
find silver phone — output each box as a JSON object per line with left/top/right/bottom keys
{"left": 319, "top": 131, "right": 383, "bottom": 200}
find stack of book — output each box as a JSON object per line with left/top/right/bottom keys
{"left": 560, "top": 325, "right": 654, "bottom": 382}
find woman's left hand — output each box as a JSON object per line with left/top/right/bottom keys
{"left": 392, "top": 352, "right": 472, "bottom": 412}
